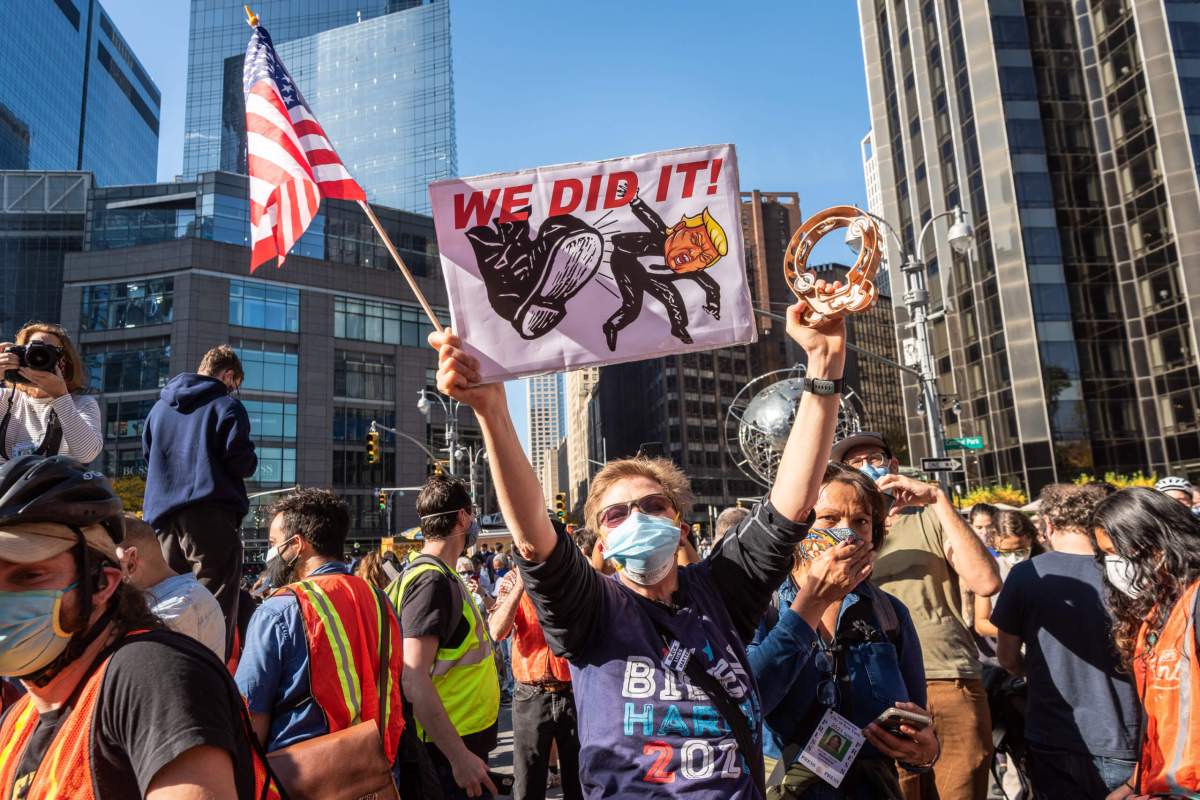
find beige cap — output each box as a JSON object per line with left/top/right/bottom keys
{"left": 0, "top": 521, "right": 120, "bottom": 565}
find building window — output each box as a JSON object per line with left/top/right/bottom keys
{"left": 229, "top": 280, "right": 300, "bottom": 332}
{"left": 104, "top": 398, "right": 157, "bottom": 440}
{"left": 81, "top": 278, "right": 173, "bottom": 331}
{"left": 333, "top": 408, "right": 396, "bottom": 441}
{"left": 233, "top": 340, "right": 298, "bottom": 393}
{"left": 332, "top": 450, "right": 395, "bottom": 488}
{"left": 251, "top": 446, "right": 296, "bottom": 486}
{"left": 334, "top": 296, "right": 440, "bottom": 347}
{"left": 85, "top": 340, "right": 171, "bottom": 393}
{"left": 334, "top": 351, "right": 395, "bottom": 401}
{"left": 242, "top": 400, "right": 297, "bottom": 440}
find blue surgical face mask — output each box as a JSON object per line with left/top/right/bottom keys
{"left": 604, "top": 511, "right": 680, "bottom": 586}
{"left": 859, "top": 464, "right": 890, "bottom": 482}
{"left": 465, "top": 517, "right": 480, "bottom": 549}
{"left": 0, "top": 583, "right": 77, "bottom": 677}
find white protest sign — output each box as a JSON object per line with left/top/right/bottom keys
{"left": 429, "top": 144, "right": 756, "bottom": 382}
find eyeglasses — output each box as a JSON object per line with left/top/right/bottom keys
{"left": 844, "top": 452, "right": 888, "bottom": 469}
{"left": 597, "top": 493, "right": 676, "bottom": 529}
{"left": 814, "top": 645, "right": 841, "bottom": 708}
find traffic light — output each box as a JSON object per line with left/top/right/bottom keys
{"left": 366, "top": 429, "right": 380, "bottom": 464}
{"left": 554, "top": 491, "right": 567, "bottom": 521}
{"left": 377, "top": 488, "right": 387, "bottom": 512}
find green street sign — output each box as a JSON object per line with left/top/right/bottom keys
{"left": 945, "top": 436, "right": 984, "bottom": 451}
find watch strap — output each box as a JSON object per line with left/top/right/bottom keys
{"left": 802, "top": 377, "right": 844, "bottom": 396}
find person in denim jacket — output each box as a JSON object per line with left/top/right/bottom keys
{"left": 749, "top": 463, "right": 936, "bottom": 799}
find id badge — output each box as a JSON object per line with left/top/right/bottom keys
{"left": 796, "top": 708, "right": 865, "bottom": 788}
{"left": 10, "top": 441, "right": 35, "bottom": 459}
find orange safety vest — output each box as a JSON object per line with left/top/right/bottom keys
{"left": 280, "top": 572, "right": 405, "bottom": 763}
{"left": 0, "top": 633, "right": 272, "bottom": 800}
{"left": 1134, "top": 579, "right": 1200, "bottom": 795}
{"left": 511, "top": 591, "right": 572, "bottom": 685}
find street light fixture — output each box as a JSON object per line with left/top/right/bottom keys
{"left": 840, "top": 205, "right": 975, "bottom": 492}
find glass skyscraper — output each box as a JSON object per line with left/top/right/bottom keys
{"left": 0, "top": 0, "right": 159, "bottom": 186}
{"left": 183, "top": 0, "right": 454, "bottom": 213}
{"left": 858, "top": 0, "right": 1200, "bottom": 491}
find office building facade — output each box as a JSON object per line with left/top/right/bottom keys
{"left": 0, "top": 172, "right": 90, "bottom": 339}
{"left": 184, "top": 0, "right": 454, "bottom": 213}
{"left": 61, "top": 170, "right": 456, "bottom": 555}
{"left": 1, "top": 1, "right": 159, "bottom": 185}
{"left": 858, "top": 0, "right": 1200, "bottom": 491}
{"left": 564, "top": 367, "right": 599, "bottom": 513}
{"left": 527, "top": 373, "right": 564, "bottom": 507}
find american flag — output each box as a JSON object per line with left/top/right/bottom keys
{"left": 243, "top": 24, "right": 365, "bottom": 271}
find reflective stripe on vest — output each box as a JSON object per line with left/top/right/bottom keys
{"left": 388, "top": 559, "right": 499, "bottom": 739}
{"left": 1135, "top": 580, "right": 1200, "bottom": 794}
{"left": 0, "top": 637, "right": 273, "bottom": 800}
{"left": 285, "top": 572, "right": 406, "bottom": 763}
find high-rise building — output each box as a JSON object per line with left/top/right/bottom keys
{"left": 810, "top": 262, "right": 908, "bottom": 461}
{"left": 61, "top": 170, "right": 457, "bottom": 556}
{"left": 527, "top": 373, "right": 564, "bottom": 506}
{"left": 0, "top": 172, "right": 90, "bottom": 338}
{"left": 858, "top": 0, "right": 1200, "bottom": 490}
{"left": 183, "top": 0, "right": 454, "bottom": 213}
{"left": 0, "top": 1, "right": 159, "bottom": 185}
{"left": 564, "top": 367, "right": 599, "bottom": 512}
{"left": 861, "top": 131, "right": 894, "bottom": 294}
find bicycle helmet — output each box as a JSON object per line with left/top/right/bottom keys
{"left": 0, "top": 454, "right": 125, "bottom": 545}
{"left": 1155, "top": 476, "right": 1193, "bottom": 495}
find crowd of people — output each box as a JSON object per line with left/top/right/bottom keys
{"left": 0, "top": 296, "right": 1198, "bottom": 800}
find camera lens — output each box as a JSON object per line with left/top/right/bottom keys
{"left": 23, "top": 343, "right": 57, "bottom": 371}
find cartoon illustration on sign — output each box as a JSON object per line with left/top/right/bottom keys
{"left": 602, "top": 181, "right": 728, "bottom": 351}
{"left": 465, "top": 210, "right": 605, "bottom": 340}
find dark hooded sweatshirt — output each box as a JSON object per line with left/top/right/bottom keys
{"left": 142, "top": 373, "right": 257, "bottom": 527}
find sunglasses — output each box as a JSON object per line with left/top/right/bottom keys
{"left": 598, "top": 493, "right": 676, "bottom": 529}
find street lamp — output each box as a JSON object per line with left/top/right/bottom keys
{"left": 416, "top": 388, "right": 461, "bottom": 476}
{"left": 845, "top": 205, "right": 976, "bottom": 492}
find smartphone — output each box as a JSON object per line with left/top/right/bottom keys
{"left": 874, "top": 707, "right": 931, "bottom": 735}
{"left": 487, "top": 770, "right": 515, "bottom": 796}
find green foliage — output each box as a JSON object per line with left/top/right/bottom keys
{"left": 1072, "top": 471, "right": 1157, "bottom": 489}
{"left": 111, "top": 475, "right": 146, "bottom": 516}
{"left": 956, "top": 483, "right": 1029, "bottom": 509}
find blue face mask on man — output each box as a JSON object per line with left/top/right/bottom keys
{"left": 0, "top": 583, "right": 77, "bottom": 677}
{"left": 858, "top": 463, "right": 890, "bottom": 482}
{"left": 604, "top": 512, "right": 681, "bottom": 586}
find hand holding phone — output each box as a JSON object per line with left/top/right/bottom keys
{"left": 873, "top": 706, "right": 931, "bottom": 736}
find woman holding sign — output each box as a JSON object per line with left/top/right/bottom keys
{"left": 430, "top": 283, "right": 847, "bottom": 799}
{"left": 747, "top": 463, "right": 937, "bottom": 799}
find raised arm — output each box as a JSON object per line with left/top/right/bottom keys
{"left": 429, "top": 329, "right": 558, "bottom": 562}
{"left": 768, "top": 298, "right": 848, "bottom": 521}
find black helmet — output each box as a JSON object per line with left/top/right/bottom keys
{"left": 0, "top": 455, "right": 125, "bottom": 544}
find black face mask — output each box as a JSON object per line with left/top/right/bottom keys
{"left": 265, "top": 538, "right": 299, "bottom": 589}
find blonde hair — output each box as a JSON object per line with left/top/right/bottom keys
{"left": 12, "top": 322, "right": 87, "bottom": 394}
{"left": 197, "top": 345, "right": 243, "bottom": 382}
{"left": 583, "top": 457, "right": 694, "bottom": 531}
{"left": 676, "top": 208, "right": 729, "bottom": 263}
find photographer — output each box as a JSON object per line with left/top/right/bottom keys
{"left": 0, "top": 322, "right": 102, "bottom": 466}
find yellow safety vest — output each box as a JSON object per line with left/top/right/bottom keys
{"left": 388, "top": 557, "right": 499, "bottom": 739}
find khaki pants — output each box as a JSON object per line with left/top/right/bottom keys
{"left": 900, "top": 678, "right": 992, "bottom": 800}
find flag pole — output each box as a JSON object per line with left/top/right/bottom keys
{"left": 356, "top": 200, "right": 445, "bottom": 333}
{"left": 243, "top": 4, "right": 443, "bottom": 334}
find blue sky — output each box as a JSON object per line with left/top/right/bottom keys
{"left": 103, "top": 0, "right": 871, "bottom": 452}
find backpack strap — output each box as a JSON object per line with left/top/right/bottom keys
{"left": 869, "top": 589, "right": 900, "bottom": 644}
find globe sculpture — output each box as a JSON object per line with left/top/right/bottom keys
{"left": 724, "top": 366, "right": 865, "bottom": 488}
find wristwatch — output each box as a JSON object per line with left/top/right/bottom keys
{"left": 801, "top": 377, "right": 844, "bottom": 396}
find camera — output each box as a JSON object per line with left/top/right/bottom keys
{"left": 3, "top": 342, "right": 63, "bottom": 385}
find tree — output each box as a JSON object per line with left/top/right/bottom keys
{"left": 1072, "top": 471, "right": 1157, "bottom": 489}
{"left": 956, "top": 483, "right": 1029, "bottom": 509}
{"left": 111, "top": 475, "right": 146, "bottom": 516}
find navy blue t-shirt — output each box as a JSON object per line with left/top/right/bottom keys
{"left": 519, "top": 499, "right": 808, "bottom": 799}
{"left": 990, "top": 551, "right": 1140, "bottom": 759}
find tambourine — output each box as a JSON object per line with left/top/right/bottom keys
{"left": 782, "top": 205, "right": 882, "bottom": 327}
